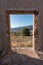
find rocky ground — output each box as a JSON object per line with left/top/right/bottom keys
{"left": 0, "top": 47, "right": 43, "bottom": 65}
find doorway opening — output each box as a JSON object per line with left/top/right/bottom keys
{"left": 10, "top": 14, "right": 34, "bottom": 48}
{"left": 6, "top": 10, "right": 38, "bottom": 51}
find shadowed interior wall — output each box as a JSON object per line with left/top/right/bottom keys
{"left": 0, "top": 0, "right": 43, "bottom": 54}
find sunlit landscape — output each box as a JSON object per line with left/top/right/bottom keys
{"left": 10, "top": 14, "right": 33, "bottom": 47}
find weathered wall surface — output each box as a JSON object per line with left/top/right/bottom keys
{"left": 0, "top": 0, "right": 43, "bottom": 54}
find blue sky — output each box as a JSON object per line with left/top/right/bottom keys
{"left": 10, "top": 14, "right": 33, "bottom": 28}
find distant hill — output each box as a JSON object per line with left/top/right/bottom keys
{"left": 10, "top": 25, "right": 33, "bottom": 32}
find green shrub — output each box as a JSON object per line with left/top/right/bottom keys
{"left": 22, "top": 27, "right": 31, "bottom": 36}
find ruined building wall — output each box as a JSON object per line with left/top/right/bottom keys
{"left": 0, "top": 0, "right": 43, "bottom": 54}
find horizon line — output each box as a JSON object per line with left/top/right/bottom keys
{"left": 10, "top": 24, "right": 33, "bottom": 28}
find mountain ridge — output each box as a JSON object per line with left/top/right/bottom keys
{"left": 10, "top": 25, "right": 33, "bottom": 32}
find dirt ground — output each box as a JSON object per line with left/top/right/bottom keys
{"left": 1, "top": 47, "right": 43, "bottom": 65}
{"left": 11, "top": 47, "right": 39, "bottom": 58}
{"left": 11, "top": 36, "right": 33, "bottom": 47}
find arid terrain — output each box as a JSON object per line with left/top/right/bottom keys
{"left": 1, "top": 33, "right": 43, "bottom": 65}
{"left": 11, "top": 36, "right": 33, "bottom": 47}
{"left": 4, "top": 29, "right": 42, "bottom": 65}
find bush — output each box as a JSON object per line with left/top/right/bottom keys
{"left": 22, "top": 27, "right": 31, "bottom": 36}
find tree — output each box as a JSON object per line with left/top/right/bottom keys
{"left": 22, "top": 27, "right": 31, "bottom": 36}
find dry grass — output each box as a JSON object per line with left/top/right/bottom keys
{"left": 11, "top": 35, "right": 33, "bottom": 47}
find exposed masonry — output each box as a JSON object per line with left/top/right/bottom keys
{"left": 0, "top": 0, "right": 43, "bottom": 57}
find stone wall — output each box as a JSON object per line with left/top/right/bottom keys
{"left": 0, "top": 0, "right": 43, "bottom": 55}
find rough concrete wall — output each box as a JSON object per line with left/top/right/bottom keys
{"left": 0, "top": 0, "right": 43, "bottom": 54}
{"left": 37, "top": 1, "right": 43, "bottom": 51}
{"left": 0, "top": 0, "right": 4, "bottom": 51}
